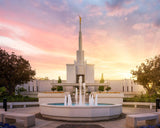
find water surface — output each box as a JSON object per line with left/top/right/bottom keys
{"left": 48, "top": 103, "right": 113, "bottom": 106}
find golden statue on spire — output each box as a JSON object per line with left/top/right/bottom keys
{"left": 79, "top": 16, "right": 81, "bottom": 24}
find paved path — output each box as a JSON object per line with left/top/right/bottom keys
{"left": 3, "top": 107, "right": 156, "bottom": 128}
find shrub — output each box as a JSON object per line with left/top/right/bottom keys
{"left": 123, "top": 93, "right": 160, "bottom": 102}
{"left": 0, "top": 87, "right": 7, "bottom": 96}
{"left": 57, "top": 86, "right": 63, "bottom": 91}
{"left": 106, "top": 86, "right": 111, "bottom": 92}
{"left": 0, "top": 95, "right": 38, "bottom": 102}
{"left": 86, "top": 91, "right": 91, "bottom": 94}
{"left": 19, "top": 87, "right": 27, "bottom": 92}
{"left": 51, "top": 86, "right": 56, "bottom": 91}
{"left": 16, "top": 87, "right": 27, "bottom": 96}
{"left": 98, "top": 86, "right": 104, "bottom": 91}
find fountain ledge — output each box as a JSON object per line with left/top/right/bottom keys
{"left": 40, "top": 103, "right": 122, "bottom": 121}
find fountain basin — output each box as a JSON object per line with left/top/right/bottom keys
{"left": 40, "top": 103, "right": 122, "bottom": 121}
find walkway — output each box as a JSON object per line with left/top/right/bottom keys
{"left": 3, "top": 107, "right": 156, "bottom": 128}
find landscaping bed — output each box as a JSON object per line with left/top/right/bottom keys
{"left": 0, "top": 95, "right": 38, "bottom": 102}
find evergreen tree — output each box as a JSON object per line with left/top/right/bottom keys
{"left": 100, "top": 73, "right": 104, "bottom": 83}
{"left": 58, "top": 76, "right": 62, "bottom": 83}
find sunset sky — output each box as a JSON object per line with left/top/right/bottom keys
{"left": 0, "top": 0, "right": 160, "bottom": 80}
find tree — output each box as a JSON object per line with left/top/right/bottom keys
{"left": 0, "top": 48, "right": 35, "bottom": 95}
{"left": 100, "top": 73, "right": 104, "bottom": 83}
{"left": 0, "top": 87, "right": 7, "bottom": 96}
{"left": 58, "top": 76, "right": 62, "bottom": 83}
{"left": 131, "top": 55, "right": 160, "bottom": 95}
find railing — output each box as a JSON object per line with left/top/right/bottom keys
{"left": 123, "top": 102, "right": 156, "bottom": 109}
{"left": 0, "top": 102, "right": 39, "bottom": 109}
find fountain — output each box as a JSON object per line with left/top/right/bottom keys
{"left": 79, "top": 76, "right": 82, "bottom": 105}
{"left": 83, "top": 83, "right": 86, "bottom": 104}
{"left": 39, "top": 76, "right": 122, "bottom": 121}
{"left": 67, "top": 94, "right": 72, "bottom": 106}
{"left": 64, "top": 95, "right": 67, "bottom": 106}
{"left": 65, "top": 76, "right": 97, "bottom": 106}
{"left": 75, "top": 88, "right": 78, "bottom": 104}
{"left": 95, "top": 94, "right": 98, "bottom": 106}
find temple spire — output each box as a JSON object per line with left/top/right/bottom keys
{"left": 79, "top": 16, "right": 82, "bottom": 51}
{"left": 79, "top": 16, "right": 81, "bottom": 32}
{"left": 76, "top": 16, "right": 84, "bottom": 65}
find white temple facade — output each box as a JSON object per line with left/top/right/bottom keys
{"left": 66, "top": 16, "right": 94, "bottom": 83}
{"left": 18, "top": 17, "right": 146, "bottom": 97}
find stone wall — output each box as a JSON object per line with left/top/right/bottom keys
{"left": 38, "top": 92, "right": 67, "bottom": 104}
{"left": 93, "top": 92, "right": 124, "bottom": 104}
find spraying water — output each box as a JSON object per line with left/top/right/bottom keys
{"left": 75, "top": 88, "right": 78, "bottom": 104}
{"left": 64, "top": 95, "right": 67, "bottom": 106}
{"left": 68, "top": 94, "right": 72, "bottom": 106}
{"left": 66, "top": 76, "right": 98, "bottom": 106}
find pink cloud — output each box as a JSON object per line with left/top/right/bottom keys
{"left": 44, "top": 0, "right": 68, "bottom": 12}
{"left": 87, "top": 5, "right": 103, "bottom": 17}
{"left": 107, "top": 6, "right": 138, "bottom": 17}
{"left": 0, "top": 18, "right": 78, "bottom": 79}
{"left": 0, "top": 46, "right": 22, "bottom": 55}
{"left": 105, "top": 0, "right": 138, "bottom": 17}
{"left": 1, "top": 0, "right": 160, "bottom": 80}
{"left": 0, "top": 18, "right": 78, "bottom": 55}
{"left": 132, "top": 23, "right": 151, "bottom": 30}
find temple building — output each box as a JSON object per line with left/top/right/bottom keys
{"left": 66, "top": 16, "right": 94, "bottom": 83}
{"left": 18, "top": 17, "right": 146, "bottom": 97}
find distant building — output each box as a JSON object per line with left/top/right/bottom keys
{"left": 19, "top": 79, "right": 145, "bottom": 97}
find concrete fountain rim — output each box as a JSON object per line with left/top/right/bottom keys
{"left": 40, "top": 103, "right": 122, "bottom": 108}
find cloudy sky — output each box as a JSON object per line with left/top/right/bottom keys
{"left": 0, "top": 0, "right": 160, "bottom": 80}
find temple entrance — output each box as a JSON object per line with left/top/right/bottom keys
{"left": 76, "top": 75, "right": 85, "bottom": 83}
